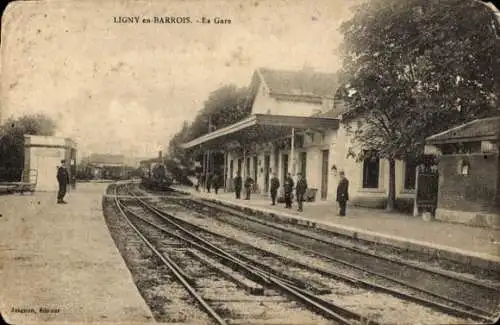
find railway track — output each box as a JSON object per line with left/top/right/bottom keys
{"left": 167, "top": 194, "right": 500, "bottom": 315}
{"left": 112, "top": 184, "right": 377, "bottom": 325}
{"left": 134, "top": 184, "right": 499, "bottom": 323}
{"left": 110, "top": 183, "right": 487, "bottom": 324}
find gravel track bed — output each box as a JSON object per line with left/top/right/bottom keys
{"left": 133, "top": 197, "right": 468, "bottom": 324}
{"left": 126, "top": 205, "right": 332, "bottom": 324}
{"left": 102, "top": 194, "right": 212, "bottom": 323}
{"left": 173, "top": 197, "right": 499, "bottom": 314}
{"left": 182, "top": 197, "right": 499, "bottom": 283}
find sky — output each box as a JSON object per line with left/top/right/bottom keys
{"left": 1, "top": 0, "right": 358, "bottom": 159}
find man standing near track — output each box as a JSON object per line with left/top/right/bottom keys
{"left": 233, "top": 171, "right": 242, "bottom": 199}
{"left": 269, "top": 172, "right": 280, "bottom": 205}
{"left": 212, "top": 172, "right": 221, "bottom": 194}
{"left": 336, "top": 171, "right": 349, "bottom": 216}
{"left": 295, "top": 173, "right": 308, "bottom": 212}
{"left": 244, "top": 175, "right": 254, "bottom": 200}
{"left": 284, "top": 172, "right": 294, "bottom": 209}
{"left": 57, "top": 160, "right": 70, "bottom": 204}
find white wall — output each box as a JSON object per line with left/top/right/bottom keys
{"left": 326, "top": 121, "right": 414, "bottom": 203}
{"left": 251, "top": 83, "right": 323, "bottom": 116}
{"left": 27, "top": 147, "right": 66, "bottom": 191}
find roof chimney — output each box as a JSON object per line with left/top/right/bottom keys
{"left": 158, "top": 150, "right": 163, "bottom": 160}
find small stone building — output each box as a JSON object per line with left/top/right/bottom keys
{"left": 425, "top": 116, "right": 500, "bottom": 228}
{"left": 24, "top": 135, "right": 77, "bottom": 191}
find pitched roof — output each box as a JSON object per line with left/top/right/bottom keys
{"left": 257, "top": 68, "right": 338, "bottom": 99}
{"left": 426, "top": 116, "right": 500, "bottom": 143}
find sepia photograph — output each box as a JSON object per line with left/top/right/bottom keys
{"left": 1, "top": 0, "right": 500, "bottom": 324}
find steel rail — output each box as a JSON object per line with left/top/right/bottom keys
{"left": 138, "top": 190, "right": 494, "bottom": 323}
{"left": 120, "top": 186, "right": 374, "bottom": 325}
{"left": 111, "top": 186, "right": 228, "bottom": 325}
{"left": 178, "top": 197, "right": 497, "bottom": 318}
{"left": 195, "top": 198, "right": 499, "bottom": 292}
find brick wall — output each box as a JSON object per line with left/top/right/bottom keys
{"left": 437, "top": 153, "right": 499, "bottom": 213}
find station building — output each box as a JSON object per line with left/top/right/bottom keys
{"left": 182, "top": 68, "right": 419, "bottom": 208}
{"left": 425, "top": 116, "right": 500, "bottom": 227}
{"left": 24, "top": 135, "right": 77, "bottom": 191}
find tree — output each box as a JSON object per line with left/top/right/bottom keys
{"left": 338, "top": 0, "right": 500, "bottom": 211}
{"left": 165, "top": 84, "right": 251, "bottom": 183}
{"left": 186, "top": 84, "right": 250, "bottom": 141}
{"left": 0, "top": 114, "right": 57, "bottom": 181}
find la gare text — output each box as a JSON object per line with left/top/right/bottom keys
{"left": 113, "top": 16, "right": 232, "bottom": 24}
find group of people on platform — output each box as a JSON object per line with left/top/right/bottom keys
{"left": 194, "top": 169, "right": 350, "bottom": 216}
{"left": 195, "top": 171, "right": 223, "bottom": 194}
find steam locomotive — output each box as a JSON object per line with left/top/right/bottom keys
{"left": 140, "top": 163, "right": 173, "bottom": 191}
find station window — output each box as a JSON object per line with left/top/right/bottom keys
{"left": 404, "top": 159, "right": 417, "bottom": 190}
{"left": 362, "top": 156, "right": 380, "bottom": 188}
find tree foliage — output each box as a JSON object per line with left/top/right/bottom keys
{"left": 338, "top": 0, "right": 500, "bottom": 210}
{"left": 165, "top": 84, "right": 251, "bottom": 183}
{"left": 0, "top": 113, "right": 57, "bottom": 181}
{"left": 186, "top": 85, "right": 250, "bottom": 141}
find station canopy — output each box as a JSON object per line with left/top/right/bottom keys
{"left": 181, "top": 114, "right": 340, "bottom": 151}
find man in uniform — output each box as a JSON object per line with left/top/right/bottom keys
{"left": 212, "top": 172, "right": 221, "bottom": 194}
{"left": 206, "top": 172, "right": 212, "bottom": 193}
{"left": 284, "top": 172, "right": 294, "bottom": 209}
{"left": 233, "top": 171, "right": 242, "bottom": 199}
{"left": 244, "top": 176, "right": 254, "bottom": 200}
{"left": 295, "top": 173, "right": 308, "bottom": 212}
{"left": 336, "top": 171, "right": 349, "bottom": 216}
{"left": 269, "top": 172, "right": 280, "bottom": 205}
{"left": 57, "top": 160, "right": 70, "bottom": 204}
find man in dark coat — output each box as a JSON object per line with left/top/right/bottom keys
{"left": 336, "top": 171, "right": 349, "bottom": 216}
{"left": 195, "top": 172, "right": 201, "bottom": 192}
{"left": 234, "top": 172, "right": 242, "bottom": 199}
{"left": 57, "top": 160, "right": 70, "bottom": 204}
{"left": 284, "top": 172, "right": 294, "bottom": 208}
{"left": 206, "top": 172, "right": 212, "bottom": 193}
{"left": 244, "top": 176, "right": 254, "bottom": 200}
{"left": 269, "top": 172, "right": 280, "bottom": 205}
{"left": 212, "top": 172, "right": 221, "bottom": 194}
{"left": 295, "top": 173, "right": 308, "bottom": 212}
{"left": 200, "top": 173, "right": 206, "bottom": 192}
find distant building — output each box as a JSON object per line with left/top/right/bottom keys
{"left": 85, "top": 153, "right": 125, "bottom": 179}
{"left": 425, "top": 116, "right": 500, "bottom": 227}
{"left": 24, "top": 135, "right": 77, "bottom": 191}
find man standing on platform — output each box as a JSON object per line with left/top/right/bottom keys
{"left": 57, "top": 160, "right": 70, "bottom": 204}
{"left": 244, "top": 176, "right": 254, "bottom": 200}
{"left": 284, "top": 172, "right": 294, "bottom": 209}
{"left": 206, "top": 172, "right": 212, "bottom": 193}
{"left": 269, "top": 172, "right": 280, "bottom": 205}
{"left": 295, "top": 173, "right": 308, "bottom": 212}
{"left": 212, "top": 172, "right": 221, "bottom": 194}
{"left": 336, "top": 171, "right": 349, "bottom": 216}
{"left": 233, "top": 171, "right": 242, "bottom": 199}
{"left": 200, "top": 173, "right": 206, "bottom": 192}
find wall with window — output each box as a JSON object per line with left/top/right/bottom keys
{"left": 437, "top": 152, "right": 499, "bottom": 213}
{"left": 326, "top": 120, "right": 416, "bottom": 207}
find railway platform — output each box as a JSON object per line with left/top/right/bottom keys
{"left": 0, "top": 182, "right": 154, "bottom": 324}
{"left": 174, "top": 185, "right": 500, "bottom": 271}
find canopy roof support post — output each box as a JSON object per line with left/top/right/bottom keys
{"left": 202, "top": 150, "right": 206, "bottom": 174}
{"left": 290, "top": 127, "right": 296, "bottom": 176}
{"left": 243, "top": 143, "right": 247, "bottom": 180}
{"left": 223, "top": 151, "right": 227, "bottom": 192}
